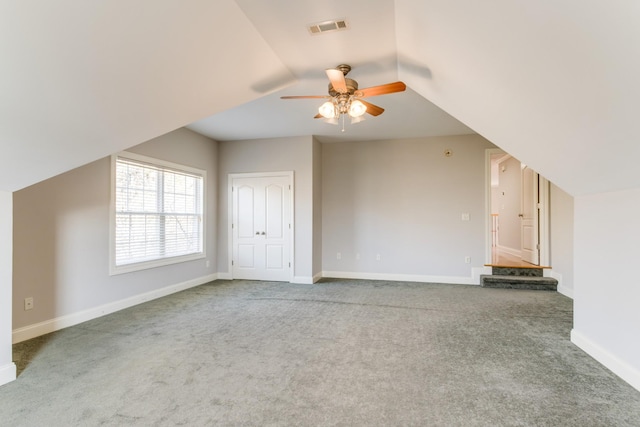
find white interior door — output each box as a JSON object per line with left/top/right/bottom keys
{"left": 232, "top": 174, "right": 291, "bottom": 281}
{"left": 520, "top": 165, "right": 539, "bottom": 265}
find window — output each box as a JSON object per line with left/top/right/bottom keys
{"left": 110, "top": 152, "right": 205, "bottom": 274}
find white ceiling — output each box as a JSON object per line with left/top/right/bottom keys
{"left": 187, "top": 0, "right": 473, "bottom": 143}
{"left": 2, "top": 0, "right": 640, "bottom": 197}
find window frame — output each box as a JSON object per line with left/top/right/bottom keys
{"left": 109, "top": 151, "right": 206, "bottom": 275}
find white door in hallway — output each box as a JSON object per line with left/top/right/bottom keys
{"left": 231, "top": 173, "right": 292, "bottom": 281}
{"left": 520, "top": 165, "right": 539, "bottom": 265}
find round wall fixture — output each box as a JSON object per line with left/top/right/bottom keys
{"left": 444, "top": 149, "right": 453, "bottom": 157}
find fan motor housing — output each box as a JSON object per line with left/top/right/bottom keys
{"left": 328, "top": 78, "right": 358, "bottom": 96}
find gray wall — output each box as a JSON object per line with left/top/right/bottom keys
{"left": 12, "top": 128, "right": 218, "bottom": 330}
{"left": 216, "top": 136, "right": 316, "bottom": 282}
{"left": 549, "top": 184, "right": 574, "bottom": 297}
{"left": 321, "top": 135, "right": 494, "bottom": 278}
{"left": 573, "top": 189, "right": 640, "bottom": 390}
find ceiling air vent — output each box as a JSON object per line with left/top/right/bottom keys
{"left": 308, "top": 19, "right": 349, "bottom": 35}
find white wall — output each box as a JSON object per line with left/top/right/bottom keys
{"left": 549, "top": 184, "right": 574, "bottom": 298}
{"left": 216, "top": 136, "right": 316, "bottom": 283}
{"left": 0, "top": 191, "right": 16, "bottom": 386}
{"left": 322, "top": 135, "right": 494, "bottom": 282}
{"left": 572, "top": 189, "right": 640, "bottom": 391}
{"left": 12, "top": 128, "right": 218, "bottom": 337}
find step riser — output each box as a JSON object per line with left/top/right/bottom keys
{"left": 480, "top": 274, "right": 558, "bottom": 291}
{"left": 491, "top": 267, "right": 543, "bottom": 277}
{"left": 481, "top": 281, "right": 557, "bottom": 291}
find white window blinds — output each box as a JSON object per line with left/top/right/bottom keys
{"left": 112, "top": 154, "right": 204, "bottom": 272}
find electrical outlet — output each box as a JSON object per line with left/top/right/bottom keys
{"left": 465, "top": 256, "right": 471, "bottom": 264}
{"left": 24, "top": 297, "right": 34, "bottom": 311}
{"left": 461, "top": 213, "right": 470, "bottom": 221}
{"left": 337, "top": 252, "right": 341, "bottom": 260}
{"left": 376, "top": 254, "right": 381, "bottom": 261}
{"left": 206, "top": 260, "right": 210, "bottom": 268}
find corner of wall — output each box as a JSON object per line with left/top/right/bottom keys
{"left": 0, "top": 362, "right": 16, "bottom": 387}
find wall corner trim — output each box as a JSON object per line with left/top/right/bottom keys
{"left": 0, "top": 362, "right": 17, "bottom": 387}
{"left": 12, "top": 273, "right": 220, "bottom": 344}
{"left": 571, "top": 328, "right": 640, "bottom": 392}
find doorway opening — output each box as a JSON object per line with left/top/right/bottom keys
{"left": 486, "top": 149, "right": 550, "bottom": 268}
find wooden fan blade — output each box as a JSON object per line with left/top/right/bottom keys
{"left": 360, "top": 100, "right": 384, "bottom": 116}
{"left": 326, "top": 68, "right": 348, "bottom": 93}
{"left": 281, "top": 95, "right": 329, "bottom": 99}
{"left": 357, "top": 81, "right": 406, "bottom": 98}
{"left": 314, "top": 113, "right": 323, "bottom": 119}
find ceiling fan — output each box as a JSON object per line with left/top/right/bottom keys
{"left": 281, "top": 64, "right": 406, "bottom": 127}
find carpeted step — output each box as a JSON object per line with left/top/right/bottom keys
{"left": 480, "top": 274, "right": 557, "bottom": 291}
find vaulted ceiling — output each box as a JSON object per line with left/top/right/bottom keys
{"left": 2, "top": 0, "right": 639, "bottom": 197}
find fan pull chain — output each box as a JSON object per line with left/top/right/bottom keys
{"left": 341, "top": 114, "right": 346, "bottom": 132}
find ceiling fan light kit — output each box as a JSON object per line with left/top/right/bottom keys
{"left": 318, "top": 98, "right": 366, "bottom": 119}
{"left": 281, "top": 64, "right": 406, "bottom": 131}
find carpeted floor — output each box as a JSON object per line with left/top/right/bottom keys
{"left": 1, "top": 279, "right": 639, "bottom": 426}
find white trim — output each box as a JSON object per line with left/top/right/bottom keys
{"left": 312, "top": 272, "right": 323, "bottom": 283}
{"left": 538, "top": 177, "right": 551, "bottom": 266}
{"left": 571, "top": 329, "right": 640, "bottom": 392}
{"left": 485, "top": 148, "right": 505, "bottom": 264}
{"left": 292, "top": 276, "right": 315, "bottom": 284}
{"left": 217, "top": 272, "right": 233, "bottom": 280}
{"left": 228, "top": 171, "right": 294, "bottom": 282}
{"left": 321, "top": 271, "right": 479, "bottom": 285}
{"left": 0, "top": 362, "right": 16, "bottom": 387}
{"left": 12, "top": 273, "right": 218, "bottom": 344}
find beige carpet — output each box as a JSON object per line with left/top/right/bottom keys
{"left": 1, "top": 279, "right": 639, "bottom": 426}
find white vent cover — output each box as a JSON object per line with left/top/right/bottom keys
{"left": 308, "top": 19, "right": 349, "bottom": 35}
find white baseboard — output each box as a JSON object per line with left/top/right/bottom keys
{"left": 12, "top": 273, "right": 219, "bottom": 344}
{"left": 217, "top": 272, "right": 232, "bottom": 280}
{"left": 548, "top": 271, "right": 573, "bottom": 299}
{"left": 571, "top": 329, "right": 640, "bottom": 392}
{"left": 321, "top": 270, "right": 479, "bottom": 285}
{"left": 312, "top": 272, "right": 322, "bottom": 283}
{"left": 292, "top": 275, "right": 315, "bottom": 284}
{"left": 0, "top": 362, "right": 16, "bottom": 387}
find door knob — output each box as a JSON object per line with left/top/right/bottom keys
{"left": 256, "top": 231, "right": 260, "bottom": 235}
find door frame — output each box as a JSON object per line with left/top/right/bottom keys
{"left": 485, "top": 149, "right": 550, "bottom": 266}
{"left": 227, "top": 171, "right": 295, "bottom": 281}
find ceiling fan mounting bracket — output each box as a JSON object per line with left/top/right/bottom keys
{"left": 336, "top": 64, "right": 352, "bottom": 76}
